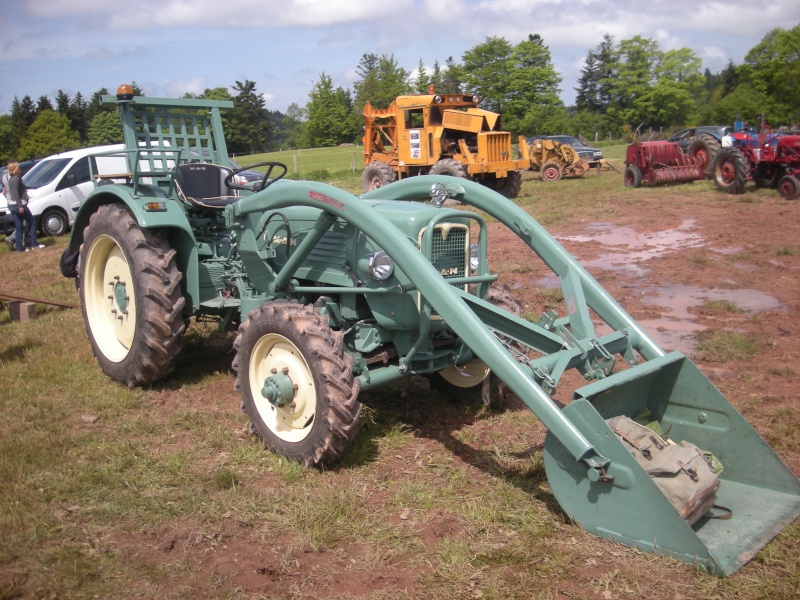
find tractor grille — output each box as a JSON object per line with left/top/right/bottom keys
{"left": 421, "top": 224, "right": 469, "bottom": 280}
{"left": 417, "top": 223, "right": 469, "bottom": 316}
{"left": 481, "top": 132, "right": 512, "bottom": 163}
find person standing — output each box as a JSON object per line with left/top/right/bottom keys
{"left": 6, "top": 161, "right": 44, "bottom": 252}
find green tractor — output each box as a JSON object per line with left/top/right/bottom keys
{"left": 62, "top": 85, "right": 800, "bottom": 576}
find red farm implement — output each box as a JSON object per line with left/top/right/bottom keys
{"left": 624, "top": 141, "right": 707, "bottom": 188}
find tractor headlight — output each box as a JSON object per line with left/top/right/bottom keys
{"left": 368, "top": 251, "right": 394, "bottom": 281}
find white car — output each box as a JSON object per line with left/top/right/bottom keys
{"left": 0, "top": 145, "right": 126, "bottom": 237}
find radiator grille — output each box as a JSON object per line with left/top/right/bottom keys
{"left": 417, "top": 223, "right": 469, "bottom": 316}
{"left": 482, "top": 132, "right": 511, "bottom": 162}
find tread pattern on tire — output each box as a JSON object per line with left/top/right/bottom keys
{"left": 429, "top": 158, "right": 468, "bottom": 178}
{"left": 713, "top": 147, "right": 749, "bottom": 194}
{"left": 493, "top": 171, "right": 522, "bottom": 198}
{"left": 80, "top": 204, "right": 185, "bottom": 386}
{"left": 233, "top": 301, "right": 361, "bottom": 467}
{"left": 688, "top": 133, "right": 722, "bottom": 172}
{"left": 361, "top": 161, "right": 397, "bottom": 192}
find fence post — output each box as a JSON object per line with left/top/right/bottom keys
{"left": 292, "top": 154, "right": 298, "bottom": 174}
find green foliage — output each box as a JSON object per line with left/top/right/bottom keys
{"left": 226, "top": 80, "right": 272, "bottom": 154}
{"left": 87, "top": 111, "right": 122, "bottom": 146}
{"left": 697, "top": 83, "right": 774, "bottom": 127}
{"left": 461, "top": 36, "right": 515, "bottom": 115}
{"left": 349, "top": 53, "right": 412, "bottom": 138}
{"left": 17, "top": 110, "right": 81, "bottom": 159}
{"left": 505, "top": 34, "right": 564, "bottom": 134}
{"left": 306, "top": 73, "right": 353, "bottom": 147}
{"left": 744, "top": 24, "right": 800, "bottom": 123}
{"left": 0, "top": 114, "right": 16, "bottom": 164}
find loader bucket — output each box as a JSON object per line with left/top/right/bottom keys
{"left": 544, "top": 351, "right": 800, "bottom": 576}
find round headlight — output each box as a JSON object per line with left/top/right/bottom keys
{"left": 369, "top": 251, "right": 394, "bottom": 281}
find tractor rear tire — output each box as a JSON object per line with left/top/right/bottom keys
{"left": 361, "top": 161, "right": 397, "bottom": 192}
{"left": 233, "top": 301, "right": 361, "bottom": 467}
{"left": 429, "top": 158, "right": 468, "bottom": 179}
{"left": 80, "top": 203, "right": 186, "bottom": 386}
{"left": 777, "top": 175, "right": 800, "bottom": 200}
{"left": 624, "top": 164, "right": 643, "bottom": 188}
{"left": 688, "top": 133, "right": 721, "bottom": 173}
{"left": 540, "top": 161, "right": 563, "bottom": 182}
{"left": 492, "top": 171, "right": 522, "bottom": 198}
{"left": 428, "top": 284, "right": 521, "bottom": 405}
{"left": 713, "top": 147, "right": 748, "bottom": 194}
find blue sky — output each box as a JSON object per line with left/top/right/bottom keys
{"left": 2, "top": 0, "right": 798, "bottom": 116}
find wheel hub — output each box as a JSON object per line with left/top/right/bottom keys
{"left": 261, "top": 368, "right": 297, "bottom": 407}
{"left": 112, "top": 278, "right": 129, "bottom": 314}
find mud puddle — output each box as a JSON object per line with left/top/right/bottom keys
{"left": 558, "top": 219, "right": 705, "bottom": 276}
{"left": 547, "top": 221, "right": 784, "bottom": 355}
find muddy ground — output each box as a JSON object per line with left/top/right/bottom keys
{"left": 3, "top": 177, "right": 799, "bottom": 599}
{"left": 157, "top": 183, "right": 800, "bottom": 598}
{"left": 489, "top": 188, "right": 799, "bottom": 470}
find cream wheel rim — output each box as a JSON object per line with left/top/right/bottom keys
{"left": 84, "top": 234, "right": 136, "bottom": 362}
{"left": 249, "top": 333, "right": 316, "bottom": 442}
{"left": 438, "top": 359, "right": 490, "bottom": 388}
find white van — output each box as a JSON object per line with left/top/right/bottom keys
{"left": 0, "top": 145, "right": 126, "bottom": 237}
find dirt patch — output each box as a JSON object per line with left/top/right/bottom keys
{"left": 489, "top": 191, "right": 799, "bottom": 474}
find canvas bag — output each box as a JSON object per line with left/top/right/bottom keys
{"left": 606, "top": 415, "right": 720, "bottom": 525}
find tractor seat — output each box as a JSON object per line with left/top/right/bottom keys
{"left": 173, "top": 163, "right": 239, "bottom": 211}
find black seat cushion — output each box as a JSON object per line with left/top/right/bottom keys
{"left": 174, "top": 163, "right": 238, "bottom": 211}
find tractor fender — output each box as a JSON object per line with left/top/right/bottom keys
{"left": 68, "top": 183, "right": 203, "bottom": 314}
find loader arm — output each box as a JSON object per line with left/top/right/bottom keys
{"left": 232, "top": 176, "right": 800, "bottom": 576}
{"left": 361, "top": 176, "right": 800, "bottom": 576}
{"left": 231, "top": 179, "right": 612, "bottom": 474}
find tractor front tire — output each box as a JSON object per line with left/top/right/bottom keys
{"left": 540, "top": 161, "right": 563, "bottom": 182}
{"left": 429, "top": 158, "right": 468, "bottom": 179}
{"left": 778, "top": 175, "right": 800, "bottom": 200}
{"left": 688, "top": 133, "right": 721, "bottom": 173}
{"left": 428, "top": 284, "right": 522, "bottom": 405}
{"left": 491, "top": 171, "right": 523, "bottom": 199}
{"left": 624, "top": 164, "right": 643, "bottom": 188}
{"left": 233, "top": 301, "right": 361, "bottom": 467}
{"left": 80, "top": 203, "right": 186, "bottom": 386}
{"left": 361, "top": 161, "right": 397, "bottom": 192}
{"left": 713, "top": 147, "right": 748, "bottom": 194}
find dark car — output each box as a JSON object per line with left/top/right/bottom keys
{"left": 668, "top": 126, "right": 733, "bottom": 153}
{"left": 526, "top": 135, "right": 604, "bottom": 165}
{"left": 0, "top": 158, "right": 41, "bottom": 187}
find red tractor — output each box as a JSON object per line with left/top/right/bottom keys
{"left": 712, "top": 130, "right": 800, "bottom": 200}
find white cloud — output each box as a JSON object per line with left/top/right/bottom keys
{"left": 26, "top": 0, "right": 413, "bottom": 30}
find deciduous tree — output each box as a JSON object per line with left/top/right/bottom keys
{"left": 18, "top": 110, "right": 81, "bottom": 159}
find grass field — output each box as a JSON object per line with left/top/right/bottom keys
{"left": 1, "top": 146, "right": 799, "bottom": 599}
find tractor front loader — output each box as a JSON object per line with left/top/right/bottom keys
{"left": 64, "top": 87, "right": 799, "bottom": 577}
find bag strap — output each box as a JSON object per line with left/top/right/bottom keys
{"left": 611, "top": 426, "right": 652, "bottom": 460}
{"left": 705, "top": 504, "right": 733, "bottom": 520}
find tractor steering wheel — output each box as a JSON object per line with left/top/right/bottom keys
{"left": 225, "top": 161, "right": 288, "bottom": 192}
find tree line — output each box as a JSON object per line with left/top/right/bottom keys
{"left": 1, "top": 24, "right": 797, "bottom": 163}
